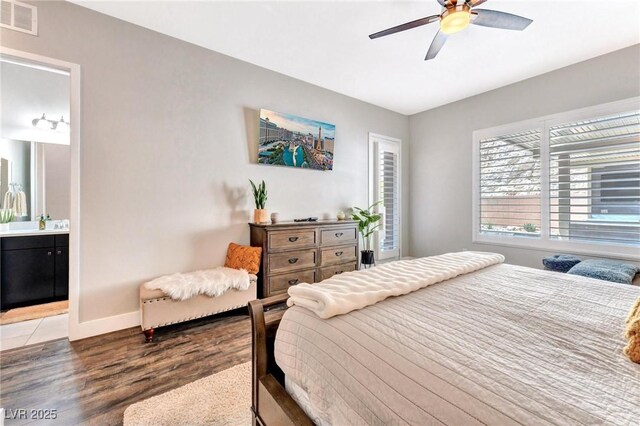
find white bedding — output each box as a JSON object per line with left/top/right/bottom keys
{"left": 275, "top": 262, "right": 640, "bottom": 425}
{"left": 287, "top": 251, "right": 504, "bottom": 319}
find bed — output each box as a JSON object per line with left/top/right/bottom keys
{"left": 249, "top": 255, "right": 640, "bottom": 426}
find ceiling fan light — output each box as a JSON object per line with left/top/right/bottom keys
{"left": 440, "top": 10, "right": 471, "bottom": 34}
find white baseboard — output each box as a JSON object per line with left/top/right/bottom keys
{"left": 69, "top": 310, "right": 140, "bottom": 341}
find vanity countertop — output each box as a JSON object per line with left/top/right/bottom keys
{"left": 0, "top": 229, "right": 70, "bottom": 238}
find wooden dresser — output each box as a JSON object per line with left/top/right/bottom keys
{"left": 249, "top": 220, "right": 359, "bottom": 298}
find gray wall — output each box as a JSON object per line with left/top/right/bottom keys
{"left": 408, "top": 45, "right": 640, "bottom": 268}
{"left": 43, "top": 143, "right": 70, "bottom": 220}
{"left": 1, "top": 1, "right": 409, "bottom": 322}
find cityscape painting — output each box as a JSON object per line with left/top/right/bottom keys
{"left": 258, "top": 109, "right": 335, "bottom": 171}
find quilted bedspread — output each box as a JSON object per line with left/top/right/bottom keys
{"left": 274, "top": 262, "right": 640, "bottom": 425}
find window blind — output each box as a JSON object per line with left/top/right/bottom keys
{"left": 379, "top": 148, "right": 399, "bottom": 254}
{"left": 549, "top": 111, "right": 640, "bottom": 245}
{"left": 479, "top": 129, "right": 541, "bottom": 237}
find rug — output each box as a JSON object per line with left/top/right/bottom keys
{"left": 123, "top": 362, "right": 251, "bottom": 426}
{"left": 0, "top": 301, "right": 68, "bottom": 325}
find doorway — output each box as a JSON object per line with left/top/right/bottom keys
{"left": 0, "top": 47, "right": 80, "bottom": 349}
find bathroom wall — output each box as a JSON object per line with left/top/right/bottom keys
{"left": 43, "top": 143, "right": 70, "bottom": 220}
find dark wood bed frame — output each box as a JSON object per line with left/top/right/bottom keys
{"left": 248, "top": 294, "right": 314, "bottom": 426}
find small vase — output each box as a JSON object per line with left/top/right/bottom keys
{"left": 361, "top": 250, "right": 375, "bottom": 266}
{"left": 254, "top": 209, "right": 269, "bottom": 223}
{"left": 270, "top": 212, "right": 279, "bottom": 224}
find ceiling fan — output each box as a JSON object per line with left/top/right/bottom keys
{"left": 369, "top": 0, "right": 533, "bottom": 60}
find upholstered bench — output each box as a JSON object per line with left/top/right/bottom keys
{"left": 139, "top": 275, "right": 257, "bottom": 342}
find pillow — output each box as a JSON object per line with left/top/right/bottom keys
{"left": 542, "top": 254, "right": 581, "bottom": 273}
{"left": 567, "top": 259, "right": 639, "bottom": 285}
{"left": 224, "top": 243, "right": 262, "bottom": 274}
{"left": 624, "top": 297, "right": 640, "bottom": 364}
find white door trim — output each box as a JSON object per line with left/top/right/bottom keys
{"left": 0, "top": 47, "right": 83, "bottom": 340}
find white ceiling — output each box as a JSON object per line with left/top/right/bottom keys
{"left": 71, "top": 0, "right": 640, "bottom": 115}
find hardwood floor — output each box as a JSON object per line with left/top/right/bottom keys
{"left": 0, "top": 309, "right": 251, "bottom": 425}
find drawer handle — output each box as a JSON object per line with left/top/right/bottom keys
{"left": 335, "top": 232, "right": 343, "bottom": 238}
{"left": 47, "top": 251, "right": 52, "bottom": 256}
{"left": 288, "top": 258, "right": 299, "bottom": 264}
{"left": 57, "top": 250, "right": 62, "bottom": 255}
{"left": 335, "top": 251, "right": 343, "bottom": 256}
{"left": 288, "top": 236, "right": 299, "bottom": 242}
{"left": 288, "top": 279, "right": 299, "bottom": 285}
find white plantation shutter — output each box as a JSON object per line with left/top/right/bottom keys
{"left": 479, "top": 129, "right": 542, "bottom": 237}
{"left": 370, "top": 134, "right": 401, "bottom": 260}
{"left": 549, "top": 111, "right": 640, "bottom": 245}
{"left": 379, "top": 147, "right": 399, "bottom": 256}
{"left": 474, "top": 99, "right": 639, "bottom": 259}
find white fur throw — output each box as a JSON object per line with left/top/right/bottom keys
{"left": 144, "top": 267, "right": 251, "bottom": 301}
{"left": 287, "top": 251, "right": 505, "bottom": 318}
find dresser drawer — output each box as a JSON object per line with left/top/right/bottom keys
{"left": 320, "top": 244, "right": 357, "bottom": 266}
{"left": 268, "top": 269, "right": 316, "bottom": 295}
{"left": 269, "top": 249, "right": 317, "bottom": 274}
{"left": 319, "top": 262, "right": 356, "bottom": 281}
{"left": 269, "top": 230, "right": 317, "bottom": 250}
{"left": 321, "top": 227, "right": 356, "bottom": 246}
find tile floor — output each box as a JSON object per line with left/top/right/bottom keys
{"left": 0, "top": 313, "right": 68, "bottom": 351}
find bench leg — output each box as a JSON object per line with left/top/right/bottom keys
{"left": 143, "top": 328, "right": 154, "bottom": 343}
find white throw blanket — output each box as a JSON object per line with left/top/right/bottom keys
{"left": 287, "top": 251, "right": 505, "bottom": 318}
{"left": 144, "top": 267, "right": 251, "bottom": 301}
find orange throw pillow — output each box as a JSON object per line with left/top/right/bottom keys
{"left": 225, "top": 243, "right": 262, "bottom": 274}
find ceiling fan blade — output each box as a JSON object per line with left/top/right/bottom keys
{"left": 471, "top": 9, "right": 533, "bottom": 31}
{"left": 467, "top": 0, "right": 488, "bottom": 7}
{"left": 425, "top": 31, "right": 448, "bottom": 60}
{"left": 369, "top": 15, "right": 440, "bottom": 39}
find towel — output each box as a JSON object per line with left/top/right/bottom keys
{"left": 287, "top": 251, "right": 505, "bottom": 319}
{"left": 624, "top": 297, "right": 640, "bottom": 363}
{"left": 13, "top": 191, "right": 27, "bottom": 217}
{"left": 2, "top": 190, "right": 13, "bottom": 210}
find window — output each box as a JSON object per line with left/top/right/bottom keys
{"left": 369, "top": 133, "right": 401, "bottom": 260}
{"left": 479, "top": 129, "right": 541, "bottom": 237}
{"left": 473, "top": 98, "right": 639, "bottom": 259}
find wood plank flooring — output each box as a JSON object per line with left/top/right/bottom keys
{"left": 0, "top": 309, "right": 251, "bottom": 425}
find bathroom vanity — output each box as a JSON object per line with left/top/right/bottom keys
{"left": 0, "top": 230, "right": 69, "bottom": 310}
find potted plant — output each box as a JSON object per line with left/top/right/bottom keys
{"left": 0, "top": 209, "right": 14, "bottom": 232}
{"left": 351, "top": 201, "right": 382, "bottom": 267}
{"left": 249, "top": 179, "right": 268, "bottom": 223}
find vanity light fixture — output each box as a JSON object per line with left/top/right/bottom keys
{"left": 55, "top": 116, "right": 70, "bottom": 133}
{"left": 32, "top": 113, "right": 54, "bottom": 130}
{"left": 31, "top": 113, "right": 70, "bottom": 132}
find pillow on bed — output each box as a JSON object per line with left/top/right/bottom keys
{"left": 224, "top": 243, "right": 262, "bottom": 274}
{"left": 567, "top": 259, "right": 639, "bottom": 285}
{"left": 542, "top": 254, "right": 582, "bottom": 272}
{"left": 624, "top": 297, "right": 640, "bottom": 364}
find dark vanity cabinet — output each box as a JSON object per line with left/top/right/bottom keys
{"left": 0, "top": 234, "right": 69, "bottom": 309}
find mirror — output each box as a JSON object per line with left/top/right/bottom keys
{"left": 0, "top": 139, "right": 70, "bottom": 221}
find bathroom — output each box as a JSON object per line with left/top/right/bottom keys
{"left": 0, "top": 57, "right": 71, "bottom": 349}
